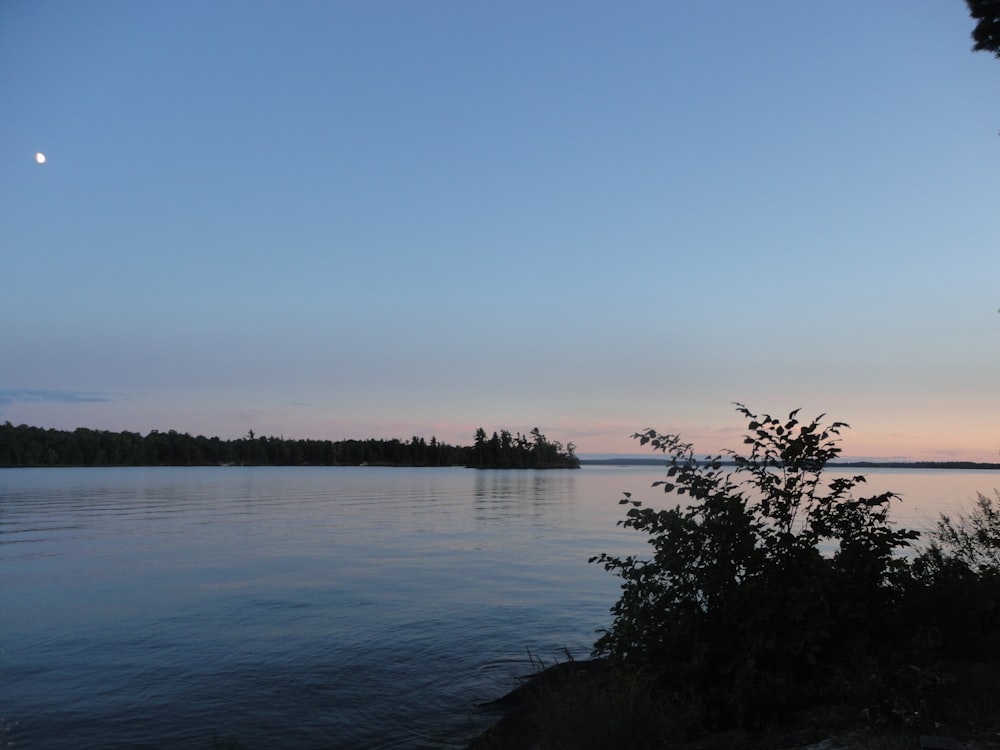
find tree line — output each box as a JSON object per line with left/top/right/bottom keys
{"left": 0, "top": 421, "right": 577, "bottom": 468}
{"left": 468, "top": 427, "right": 579, "bottom": 469}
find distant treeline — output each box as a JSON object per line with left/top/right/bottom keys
{"left": 468, "top": 427, "right": 579, "bottom": 469}
{"left": 580, "top": 457, "right": 1000, "bottom": 470}
{"left": 836, "top": 460, "right": 1000, "bottom": 470}
{"left": 0, "top": 422, "right": 578, "bottom": 469}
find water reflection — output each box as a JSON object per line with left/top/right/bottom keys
{"left": 472, "top": 469, "right": 577, "bottom": 522}
{"left": 2, "top": 465, "right": 997, "bottom": 749}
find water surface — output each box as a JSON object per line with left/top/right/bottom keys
{"left": 2, "top": 465, "right": 996, "bottom": 748}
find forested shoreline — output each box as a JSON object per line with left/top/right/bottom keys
{"left": 0, "top": 422, "right": 579, "bottom": 469}
{"left": 468, "top": 427, "right": 579, "bottom": 469}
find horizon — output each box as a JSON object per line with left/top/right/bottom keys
{"left": 4, "top": 418, "right": 999, "bottom": 468}
{"left": 2, "top": 3, "right": 998, "bottom": 463}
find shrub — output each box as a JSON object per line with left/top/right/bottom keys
{"left": 926, "top": 490, "right": 1000, "bottom": 573}
{"left": 591, "top": 404, "right": 920, "bottom": 729}
{"left": 908, "top": 491, "right": 1000, "bottom": 663}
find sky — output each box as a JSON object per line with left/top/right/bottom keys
{"left": 2, "top": 1, "right": 998, "bottom": 461}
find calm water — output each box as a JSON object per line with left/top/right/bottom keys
{"left": 2, "top": 465, "right": 997, "bottom": 749}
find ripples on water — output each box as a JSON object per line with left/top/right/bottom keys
{"left": 1, "top": 465, "right": 996, "bottom": 748}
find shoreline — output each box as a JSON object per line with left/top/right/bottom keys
{"left": 580, "top": 458, "right": 1000, "bottom": 470}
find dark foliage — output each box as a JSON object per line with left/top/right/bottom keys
{"left": 966, "top": 0, "right": 1000, "bottom": 58}
{"left": 0, "top": 422, "right": 472, "bottom": 467}
{"left": 907, "top": 492, "right": 1000, "bottom": 663}
{"left": 591, "top": 405, "right": 921, "bottom": 729}
{"left": 468, "top": 426, "right": 579, "bottom": 469}
{"left": 0, "top": 421, "right": 578, "bottom": 469}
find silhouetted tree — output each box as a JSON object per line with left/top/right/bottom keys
{"left": 466, "top": 426, "right": 579, "bottom": 469}
{"left": 966, "top": 0, "right": 1000, "bottom": 57}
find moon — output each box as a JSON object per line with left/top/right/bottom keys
{"left": 35, "top": 152, "right": 46, "bottom": 164}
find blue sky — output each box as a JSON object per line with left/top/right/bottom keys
{"left": 2, "top": 1, "right": 998, "bottom": 460}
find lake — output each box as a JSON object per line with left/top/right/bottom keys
{"left": 2, "top": 465, "right": 997, "bottom": 749}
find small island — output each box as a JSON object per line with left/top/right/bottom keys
{"left": 466, "top": 427, "right": 579, "bottom": 469}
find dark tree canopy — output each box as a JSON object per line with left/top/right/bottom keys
{"left": 967, "top": 0, "right": 1000, "bottom": 57}
{"left": 0, "top": 422, "right": 579, "bottom": 469}
{"left": 468, "top": 426, "right": 579, "bottom": 469}
{"left": 0, "top": 422, "right": 472, "bottom": 467}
